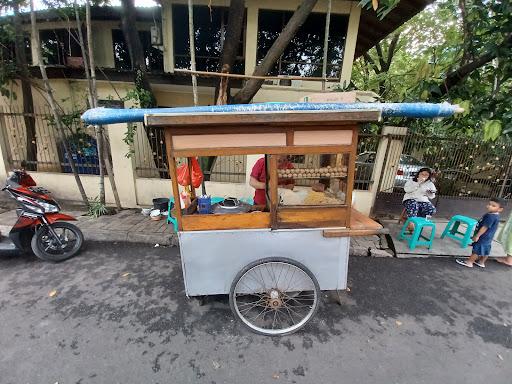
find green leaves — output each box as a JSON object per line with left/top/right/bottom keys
{"left": 352, "top": 0, "right": 512, "bottom": 140}
{"left": 358, "top": 0, "right": 401, "bottom": 19}
{"left": 483, "top": 120, "right": 502, "bottom": 141}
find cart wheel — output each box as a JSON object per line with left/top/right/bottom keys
{"left": 229, "top": 257, "right": 320, "bottom": 336}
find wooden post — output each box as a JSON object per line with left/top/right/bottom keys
{"left": 165, "top": 130, "right": 183, "bottom": 230}
{"left": 269, "top": 155, "right": 278, "bottom": 229}
{"left": 187, "top": 157, "right": 196, "bottom": 199}
{"left": 345, "top": 125, "right": 359, "bottom": 227}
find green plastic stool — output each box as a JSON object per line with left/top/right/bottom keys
{"left": 399, "top": 217, "right": 436, "bottom": 250}
{"left": 441, "top": 215, "right": 478, "bottom": 248}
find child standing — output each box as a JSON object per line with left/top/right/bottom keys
{"left": 456, "top": 198, "right": 505, "bottom": 268}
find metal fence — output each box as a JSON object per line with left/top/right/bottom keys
{"left": 376, "top": 133, "right": 512, "bottom": 198}
{"left": 0, "top": 106, "right": 100, "bottom": 174}
{"left": 371, "top": 132, "right": 512, "bottom": 218}
{"left": 354, "top": 133, "right": 381, "bottom": 190}
{"left": 134, "top": 125, "right": 247, "bottom": 182}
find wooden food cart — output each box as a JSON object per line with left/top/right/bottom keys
{"left": 145, "top": 108, "right": 385, "bottom": 336}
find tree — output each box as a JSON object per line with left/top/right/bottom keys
{"left": 120, "top": 0, "right": 157, "bottom": 108}
{"left": 232, "top": 0, "right": 319, "bottom": 104}
{"left": 215, "top": 0, "right": 245, "bottom": 105}
{"left": 30, "top": 0, "right": 90, "bottom": 207}
{"left": 362, "top": 32, "right": 401, "bottom": 98}
{"left": 13, "top": 1, "right": 37, "bottom": 171}
{"left": 0, "top": 1, "right": 37, "bottom": 170}
{"left": 351, "top": 0, "right": 512, "bottom": 140}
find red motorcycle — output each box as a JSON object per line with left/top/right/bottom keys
{"left": 1, "top": 169, "right": 84, "bottom": 261}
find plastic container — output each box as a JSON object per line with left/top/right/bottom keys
{"left": 153, "top": 198, "right": 169, "bottom": 212}
{"left": 198, "top": 195, "right": 212, "bottom": 214}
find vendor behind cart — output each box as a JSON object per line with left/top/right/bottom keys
{"left": 250, "top": 156, "right": 294, "bottom": 206}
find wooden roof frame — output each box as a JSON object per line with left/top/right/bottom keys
{"left": 145, "top": 109, "right": 382, "bottom": 128}
{"left": 152, "top": 109, "right": 384, "bottom": 234}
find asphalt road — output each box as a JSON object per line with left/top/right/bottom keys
{"left": 0, "top": 242, "right": 511, "bottom": 384}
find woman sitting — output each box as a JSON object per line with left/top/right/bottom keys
{"left": 403, "top": 167, "right": 437, "bottom": 231}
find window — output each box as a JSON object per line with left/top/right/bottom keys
{"left": 277, "top": 153, "right": 349, "bottom": 206}
{"left": 0, "top": 35, "right": 31, "bottom": 65}
{"left": 40, "top": 29, "right": 81, "bottom": 66}
{"left": 257, "top": 10, "right": 349, "bottom": 77}
{"left": 172, "top": 4, "right": 245, "bottom": 73}
{"left": 112, "top": 29, "right": 164, "bottom": 72}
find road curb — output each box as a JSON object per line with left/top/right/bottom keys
{"left": 81, "top": 229, "right": 178, "bottom": 246}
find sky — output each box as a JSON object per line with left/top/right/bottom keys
{"left": 0, "top": 0, "right": 160, "bottom": 15}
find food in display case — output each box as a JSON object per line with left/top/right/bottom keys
{"left": 277, "top": 166, "right": 348, "bottom": 179}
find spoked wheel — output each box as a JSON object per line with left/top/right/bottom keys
{"left": 31, "top": 222, "right": 84, "bottom": 262}
{"left": 229, "top": 257, "right": 320, "bottom": 336}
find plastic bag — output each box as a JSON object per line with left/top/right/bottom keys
{"left": 176, "top": 158, "right": 203, "bottom": 188}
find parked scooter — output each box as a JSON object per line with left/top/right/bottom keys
{"left": 0, "top": 168, "right": 84, "bottom": 261}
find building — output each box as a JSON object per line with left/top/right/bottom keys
{"left": 0, "top": 0, "right": 432, "bottom": 211}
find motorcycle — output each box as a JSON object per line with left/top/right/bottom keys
{"left": 0, "top": 168, "right": 84, "bottom": 261}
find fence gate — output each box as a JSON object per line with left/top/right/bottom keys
{"left": 372, "top": 133, "right": 512, "bottom": 219}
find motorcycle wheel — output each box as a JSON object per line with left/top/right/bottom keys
{"left": 31, "top": 222, "right": 84, "bottom": 262}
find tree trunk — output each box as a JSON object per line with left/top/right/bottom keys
{"left": 30, "top": 0, "right": 90, "bottom": 208}
{"left": 120, "top": 0, "right": 170, "bottom": 180}
{"left": 216, "top": 0, "right": 245, "bottom": 105}
{"left": 86, "top": 1, "right": 120, "bottom": 209}
{"left": 83, "top": 1, "right": 105, "bottom": 205}
{"left": 73, "top": 1, "right": 106, "bottom": 206}
{"left": 13, "top": 2, "right": 37, "bottom": 171}
{"left": 120, "top": 0, "right": 157, "bottom": 108}
{"left": 232, "top": 0, "right": 319, "bottom": 104}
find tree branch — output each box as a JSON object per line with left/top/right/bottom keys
{"left": 385, "top": 32, "right": 400, "bottom": 71}
{"left": 440, "top": 33, "right": 512, "bottom": 95}
{"left": 374, "top": 42, "right": 386, "bottom": 71}
{"left": 232, "top": 0, "right": 319, "bottom": 104}
{"left": 363, "top": 52, "right": 381, "bottom": 74}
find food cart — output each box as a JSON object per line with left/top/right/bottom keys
{"left": 82, "top": 102, "right": 461, "bottom": 336}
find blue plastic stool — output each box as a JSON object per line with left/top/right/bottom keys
{"left": 441, "top": 215, "right": 478, "bottom": 248}
{"left": 399, "top": 217, "right": 436, "bottom": 250}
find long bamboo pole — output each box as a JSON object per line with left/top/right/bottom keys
{"left": 173, "top": 68, "right": 341, "bottom": 82}
{"left": 321, "top": 0, "right": 332, "bottom": 91}
{"left": 187, "top": 0, "right": 199, "bottom": 106}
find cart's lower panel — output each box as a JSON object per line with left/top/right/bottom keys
{"left": 178, "top": 228, "right": 350, "bottom": 296}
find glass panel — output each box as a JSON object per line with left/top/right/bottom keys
{"left": 277, "top": 153, "right": 349, "bottom": 206}
{"left": 112, "top": 29, "right": 164, "bottom": 72}
{"left": 172, "top": 4, "right": 245, "bottom": 73}
{"left": 257, "top": 10, "right": 348, "bottom": 77}
{"left": 40, "top": 29, "right": 81, "bottom": 65}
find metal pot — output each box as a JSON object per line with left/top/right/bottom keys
{"left": 212, "top": 197, "right": 251, "bottom": 214}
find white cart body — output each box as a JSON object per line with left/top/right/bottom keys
{"left": 178, "top": 228, "right": 350, "bottom": 296}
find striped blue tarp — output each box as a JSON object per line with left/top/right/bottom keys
{"left": 81, "top": 102, "right": 462, "bottom": 125}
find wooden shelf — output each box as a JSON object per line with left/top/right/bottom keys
{"left": 322, "top": 209, "right": 388, "bottom": 238}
